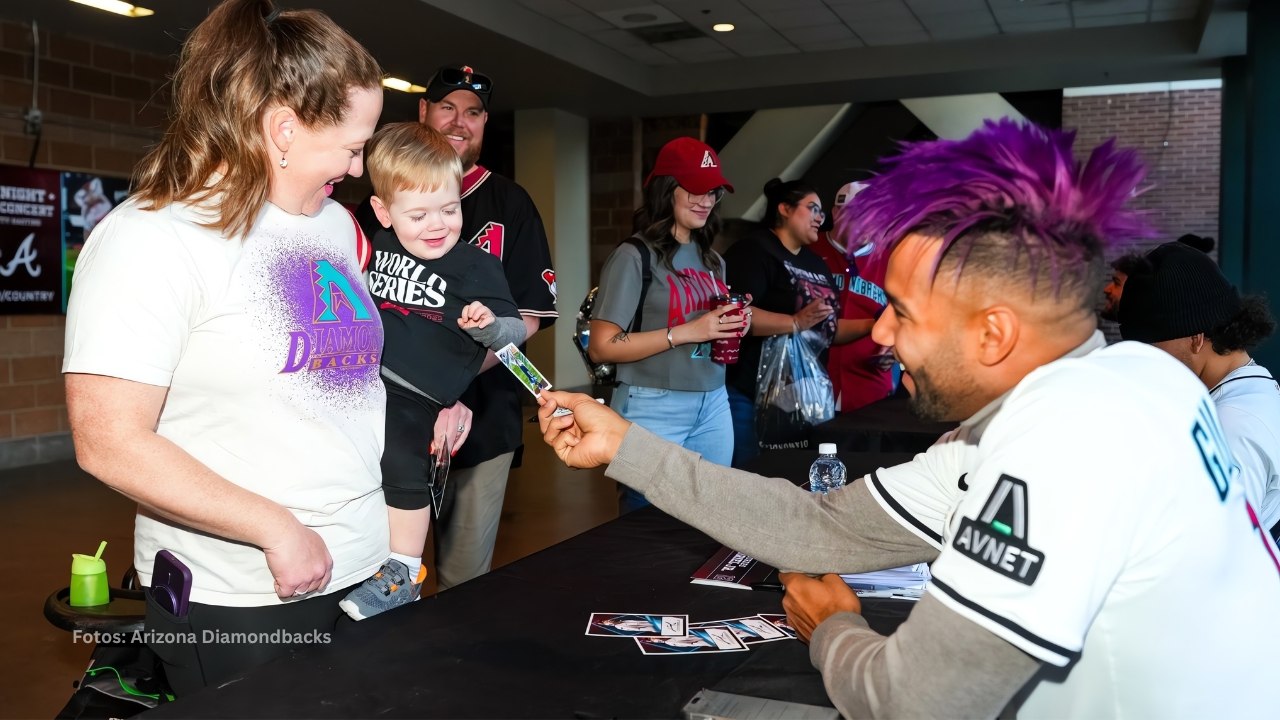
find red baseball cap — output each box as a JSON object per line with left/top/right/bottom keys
{"left": 644, "top": 137, "right": 734, "bottom": 195}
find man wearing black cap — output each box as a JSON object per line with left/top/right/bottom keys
{"left": 1120, "top": 241, "right": 1280, "bottom": 539}
{"left": 360, "top": 64, "right": 558, "bottom": 590}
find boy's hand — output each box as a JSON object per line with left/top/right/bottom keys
{"left": 458, "top": 301, "right": 495, "bottom": 329}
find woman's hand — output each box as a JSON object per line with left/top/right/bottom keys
{"left": 458, "top": 301, "right": 495, "bottom": 329}
{"left": 263, "top": 520, "right": 334, "bottom": 599}
{"left": 432, "top": 401, "right": 473, "bottom": 456}
{"left": 793, "top": 298, "right": 834, "bottom": 332}
{"left": 673, "top": 304, "right": 750, "bottom": 345}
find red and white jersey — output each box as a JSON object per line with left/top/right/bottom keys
{"left": 867, "top": 334, "right": 1280, "bottom": 718}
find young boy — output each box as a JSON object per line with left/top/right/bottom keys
{"left": 340, "top": 122, "right": 525, "bottom": 620}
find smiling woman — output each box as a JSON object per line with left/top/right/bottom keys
{"left": 722, "top": 178, "right": 874, "bottom": 467}
{"left": 61, "top": 0, "right": 390, "bottom": 699}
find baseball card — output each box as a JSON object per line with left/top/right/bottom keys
{"left": 757, "top": 613, "right": 797, "bottom": 638}
{"left": 634, "top": 625, "right": 748, "bottom": 655}
{"left": 693, "top": 615, "right": 789, "bottom": 644}
{"left": 586, "top": 613, "right": 688, "bottom": 638}
{"left": 496, "top": 342, "right": 552, "bottom": 397}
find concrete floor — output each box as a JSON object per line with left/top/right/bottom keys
{"left": 0, "top": 424, "right": 616, "bottom": 719}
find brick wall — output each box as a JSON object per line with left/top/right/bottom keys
{"left": 1063, "top": 88, "right": 1221, "bottom": 248}
{"left": 1063, "top": 88, "right": 1221, "bottom": 340}
{"left": 587, "top": 115, "right": 702, "bottom": 284}
{"left": 0, "top": 20, "right": 174, "bottom": 467}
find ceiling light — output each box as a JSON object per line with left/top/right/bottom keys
{"left": 69, "top": 0, "right": 154, "bottom": 17}
{"left": 713, "top": 23, "right": 735, "bottom": 32}
{"left": 382, "top": 77, "right": 426, "bottom": 94}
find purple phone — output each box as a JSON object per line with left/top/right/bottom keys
{"left": 151, "top": 550, "right": 192, "bottom": 617}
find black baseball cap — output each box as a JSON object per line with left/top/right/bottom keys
{"left": 424, "top": 64, "right": 492, "bottom": 110}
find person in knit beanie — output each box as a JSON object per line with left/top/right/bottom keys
{"left": 1119, "top": 240, "right": 1280, "bottom": 538}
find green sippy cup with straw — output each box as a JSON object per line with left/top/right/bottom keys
{"left": 70, "top": 541, "right": 109, "bottom": 607}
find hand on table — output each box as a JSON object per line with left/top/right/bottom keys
{"left": 537, "top": 390, "right": 632, "bottom": 469}
{"left": 779, "top": 572, "right": 862, "bottom": 643}
{"left": 263, "top": 520, "right": 334, "bottom": 600}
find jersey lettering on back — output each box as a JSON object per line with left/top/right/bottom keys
{"left": 1191, "top": 398, "right": 1237, "bottom": 502}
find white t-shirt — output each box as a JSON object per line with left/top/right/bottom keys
{"left": 64, "top": 198, "right": 389, "bottom": 607}
{"left": 866, "top": 335, "right": 1280, "bottom": 718}
{"left": 1211, "top": 361, "right": 1280, "bottom": 535}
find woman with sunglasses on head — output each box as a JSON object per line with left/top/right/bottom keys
{"left": 588, "top": 138, "right": 749, "bottom": 513}
{"left": 62, "top": 0, "right": 387, "bottom": 695}
{"left": 723, "top": 178, "right": 875, "bottom": 467}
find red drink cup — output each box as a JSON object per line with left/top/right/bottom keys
{"left": 711, "top": 293, "right": 747, "bottom": 364}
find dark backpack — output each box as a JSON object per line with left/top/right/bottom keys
{"left": 574, "top": 236, "right": 651, "bottom": 386}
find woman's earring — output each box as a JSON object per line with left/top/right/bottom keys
{"left": 279, "top": 155, "right": 288, "bottom": 169}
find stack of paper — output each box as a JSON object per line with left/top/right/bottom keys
{"left": 840, "top": 563, "right": 931, "bottom": 600}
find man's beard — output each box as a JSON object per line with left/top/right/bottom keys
{"left": 460, "top": 141, "right": 482, "bottom": 170}
{"left": 905, "top": 362, "right": 978, "bottom": 422}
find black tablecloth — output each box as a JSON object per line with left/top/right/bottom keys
{"left": 147, "top": 454, "right": 913, "bottom": 719}
{"left": 812, "top": 395, "right": 955, "bottom": 453}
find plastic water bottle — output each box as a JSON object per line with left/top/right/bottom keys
{"left": 809, "top": 443, "right": 847, "bottom": 495}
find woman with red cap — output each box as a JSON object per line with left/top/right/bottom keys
{"left": 587, "top": 137, "right": 749, "bottom": 512}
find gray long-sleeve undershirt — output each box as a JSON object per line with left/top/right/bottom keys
{"left": 607, "top": 424, "right": 1041, "bottom": 718}
{"left": 464, "top": 315, "right": 526, "bottom": 351}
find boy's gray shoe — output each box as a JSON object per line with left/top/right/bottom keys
{"left": 338, "top": 559, "right": 424, "bottom": 621}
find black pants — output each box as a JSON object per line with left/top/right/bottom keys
{"left": 145, "top": 582, "right": 357, "bottom": 698}
{"left": 382, "top": 386, "right": 444, "bottom": 511}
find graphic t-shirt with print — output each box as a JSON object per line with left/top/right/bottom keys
{"left": 64, "top": 198, "right": 388, "bottom": 606}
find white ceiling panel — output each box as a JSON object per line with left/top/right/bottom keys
{"left": 1002, "top": 19, "right": 1073, "bottom": 34}
{"left": 613, "top": 43, "right": 681, "bottom": 64}
{"left": 906, "top": 0, "right": 989, "bottom": 13}
{"left": 1152, "top": 0, "right": 1201, "bottom": 8}
{"left": 557, "top": 13, "right": 614, "bottom": 32}
{"left": 1074, "top": 12, "right": 1150, "bottom": 28}
{"left": 779, "top": 24, "right": 859, "bottom": 44}
{"left": 742, "top": 0, "right": 828, "bottom": 10}
{"left": 919, "top": 11, "right": 999, "bottom": 30}
{"left": 990, "top": 2, "right": 1071, "bottom": 23}
{"left": 589, "top": 28, "right": 648, "bottom": 48}
{"left": 1073, "top": 0, "right": 1149, "bottom": 17}
{"left": 730, "top": 42, "right": 803, "bottom": 58}
{"left": 653, "top": 35, "right": 735, "bottom": 60}
{"left": 863, "top": 29, "right": 932, "bottom": 47}
{"left": 832, "top": 1, "right": 920, "bottom": 22}
{"left": 711, "top": 28, "right": 796, "bottom": 53}
{"left": 573, "top": 0, "right": 664, "bottom": 12}
{"left": 757, "top": 6, "right": 842, "bottom": 30}
{"left": 932, "top": 26, "right": 999, "bottom": 41}
{"left": 516, "top": 0, "right": 583, "bottom": 19}
{"left": 806, "top": 37, "right": 867, "bottom": 52}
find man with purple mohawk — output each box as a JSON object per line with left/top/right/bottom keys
{"left": 536, "top": 120, "right": 1280, "bottom": 718}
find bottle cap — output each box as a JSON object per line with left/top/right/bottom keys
{"left": 818, "top": 443, "right": 837, "bottom": 455}
{"left": 71, "top": 540, "right": 107, "bottom": 575}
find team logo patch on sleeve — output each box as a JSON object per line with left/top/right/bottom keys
{"left": 953, "top": 475, "right": 1044, "bottom": 585}
{"left": 541, "top": 269, "right": 557, "bottom": 300}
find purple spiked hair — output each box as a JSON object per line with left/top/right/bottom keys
{"left": 837, "top": 119, "right": 1154, "bottom": 289}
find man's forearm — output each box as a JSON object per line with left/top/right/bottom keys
{"left": 811, "top": 594, "right": 1040, "bottom": 718}
{"left": 606, "top": 425, "right": 935, "bottom": 573}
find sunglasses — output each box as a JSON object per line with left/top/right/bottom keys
{"left": 684, "top": 187, "right": 727, "bottom": 205}
{"left": 435, "top": 67, "right": 492, "bottom": 95}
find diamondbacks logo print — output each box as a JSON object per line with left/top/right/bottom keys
{"left": 700, "top": 150, "right": 716, "bottom": 168}
{"left": 279, "top": 259, "right": 381, "bottom": 374}
{"left": 470, "top": 221, "right": 505, "bottom": 260}
{"left": 541, "top": 268, "right": 557, "bottom": 300}
{"left": 952, "top": 475, "right": 1044, "bottom": 585}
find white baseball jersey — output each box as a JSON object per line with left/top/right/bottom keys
{"left": 866, "top": 334, "right": 1280, "bottom": 718}
{"left": 1211, "top": 361, "right": 1280, "bottom": 536}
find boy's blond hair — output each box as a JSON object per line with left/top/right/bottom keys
{"left": 366, "top": 122, "right": 463, "bottom": 203}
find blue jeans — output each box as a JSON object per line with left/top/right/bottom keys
{"left": 612, "top": 383, "right": 733, "bottom": 513}
{"left": 726, "top": 385, "right": 759, "bottom": 469}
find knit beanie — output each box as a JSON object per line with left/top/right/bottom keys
{"left": 1119, "top": 241, "right": 1241, "bottom": 343}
